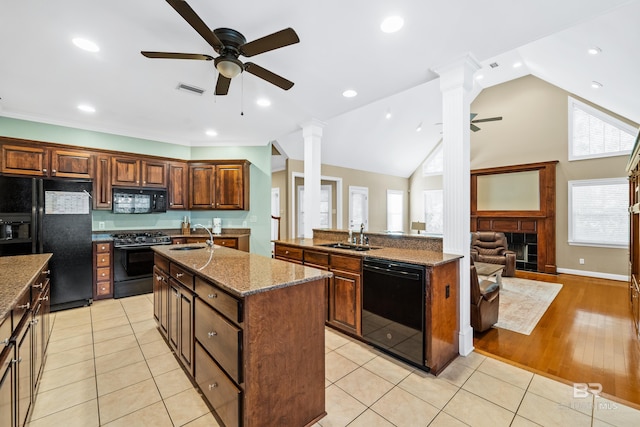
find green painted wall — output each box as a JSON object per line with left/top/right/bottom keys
{"left": 0, "top": 116, "right": 272, "bottom": 257}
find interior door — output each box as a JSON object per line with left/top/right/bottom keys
{"left": 349, "top": 186, "right": 368, "bottom": 232}
{"left": 297, "top": 185, "right": 332, "bottom": 238}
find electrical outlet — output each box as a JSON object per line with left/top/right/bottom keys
{"left": 98, "top": 221, "right": 105, "bottom": 230}
{"left": 579, "top": 258, "right": 585, "bottom": 265}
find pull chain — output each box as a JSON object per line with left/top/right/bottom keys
{"left": 240, "top": 73, "right": 244, "bottom": 116}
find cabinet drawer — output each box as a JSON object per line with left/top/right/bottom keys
{"left": 195, "top": 298, "right": 241, "bottom": 383}
{"left": 96, "top": 252, "right": 111, "bottom": 267}
{"left": 96, "top": 267, "right": 111, "bottom": 282}
{"left": 171, "top": 263, "right": 194, "bottom": 289}
{"left": 96, "top": 281, "right": 111, "bottom": 296}
{"left": 274, "top": 245, "right": 303, "bottom": 262}
{"left": 154, "top": 254, "right": 169, "bottom": 273}
{"left": 304, "top": 249, "right": 329, "bottom": 267}
{"left": 96, "top": 242, "right": 111, "bottom": 253}
{"left": 12, "top": 289, "right": 30, "bottom": 330}
{"left": 330, "top": 254, "right": 362, "bottom": 272}
{"left": 213, "top": 238, "right": 237, "bottom": 249}
{"left": 195, "top": 277, "right": 242, "bottom": 324}
{"left": 195, "top": 343, "right": 241, "bottom": 427}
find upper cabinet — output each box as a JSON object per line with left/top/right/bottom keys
{"left": 94, "top": 155, "right": 112, "bottom": 210}
{"left": 112, "top": 156, "right": 167, "bottom": 188}
{"left": 1, "top": 144, "right": 93, "bottom": 179}
{"left": 189, "top": 161, "right": 250, "bottom": 210}
{"left": 168, "top": 162, "right": 189, "bottom": 210}
{"left": 50, "top": 149, "right": 93, "bottom": 179}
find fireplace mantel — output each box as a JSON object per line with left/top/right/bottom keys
{"left": 471, "top": 161, "right": 558, "bottom": 274}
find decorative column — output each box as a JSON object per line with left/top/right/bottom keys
{"left": 301, "top": 119, "right": 326, "bottom": 239}
{"left": 434, "top": 54, "right": 481, "bottom": 356}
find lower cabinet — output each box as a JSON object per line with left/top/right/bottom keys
{"left": 15, "top": 318, "right": 31, "bottom": 427}
{"left": 93, "top": 242, "right": 113, "bottom": 300}
{"left": 0, "top": 346, "right": 13, "bottom": 427}
{"left": 328, "top": 268, "right": 361, "bottom": 335}
{"left": 172, "top": 236, "right": 249, "bottom": 252}
{"left": 154, "top": 254, "right": 326, "bottom": 427}
{"left": 153, "top": 266, "right": 169, "bottom": 338}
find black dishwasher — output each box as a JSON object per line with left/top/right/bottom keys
{"left": 362, "top": 257, "right": 426, "bottom": 369}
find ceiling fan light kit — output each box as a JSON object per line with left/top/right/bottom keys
{"left": 141, "top": 0, "right": 299, "bottom": 96}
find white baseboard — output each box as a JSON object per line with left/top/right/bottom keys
{"left": 556, "top": 267, "right": 628, "bottom": 282}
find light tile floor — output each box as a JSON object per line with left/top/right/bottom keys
{"left": 28, "top": 294, "right": 640, "bottom": 427}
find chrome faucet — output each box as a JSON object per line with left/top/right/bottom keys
{"left": 192, "top": 224, "right": 214, "bottom": 248}
{"left": 359, "top": 223, "right": 365, "bottom": 245}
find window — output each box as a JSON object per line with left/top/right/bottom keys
{"left": 349, "top": 186, "right": 368, "bottom": 231}
{"left": 568, "top": 96, "right": 637, "bottom": 161}
{"left": 568, "top": 178, "right": 628, "bottom": 248}
{"left": 386, "top": 190, "right": 404, "bottom": 232}
{"left": 424, "top": 189, "right": 443, "bottom": 234}
{"left": 422, "top": 142, "right": 443, "bottom": 176}
{"left": 297, "top": 185, "right": 332, "bottom": 237}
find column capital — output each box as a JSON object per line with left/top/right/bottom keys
{"left": 300, "top": 119, "right": 327, "bottom": 139}
{"left": 433, "top": 53, "right": 481, "bottom": 93}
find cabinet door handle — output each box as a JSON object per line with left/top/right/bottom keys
{"left": 176, "top": 272, "right": 184, "bottom": 278}
{"left": 285, "top": 250, "right": 289, "bottom": 255}
{"left": 1, "top": 338, "right": 9, "bottom": 346}
{"left": 207, "top": 293, "right": 218, "bottom": 299}
{"left": 43, "top": 168, "right": 47, "bottom": 173}
{"left": 207, "top": 331, "right": 217, "bottom": 338}
{"left": 52, "top": 169, "right": 57, "bottom": 173}
{"left": 156, "top": 275, "right": 163, "bottom": 281}
{"left": 39, "top": 296, "right": 49, "bottom": 301}
{"left": 208, "top": 383, "right": 218, "bottom": 390}
{"left": 17, "top": 302, "right": 30, "bottom": 310}
{"left": 43, "top": 269, "right": 50, "bottom": 274}
{"left": 31, "top": 319, "right": 39, "bottom": 325}
{"left": 101, "top": 273, "right": 106, "bottom": 277}
{"left": 32, "top": 282, "right": 43, "bottom": 289}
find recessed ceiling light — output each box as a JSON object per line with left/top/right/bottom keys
{"left": 475, "top": 74, "right": 484, "bottom": 80}
{"left": 591, "top": 81, "right": 603, "bottom": 89}
{"left": 380, "top": 16, "right": 404, "bottom": 33}
{"left": 256, "top": 98, "right": 271, "bottom": 107}
{"left": 77, "top": 104, "right": 95, "bottom": 113}
{"left": 513, "top": 61, "right": 523, "bottom": 68}
{"left": 416, "top": 122, "right": 423, "bottom": 132}
{"left": 72, "top": 37, "right": 99, "bottom": 52}
{"left": 205, "top": 129, "right": 218, "bottom": 137}
{"left": 342, "top": 89, "right": 357, "bottom": 98}
{"left": 385, "top": 110, "right": 392, "bottom": 119}
{"left": 588, "top": 46, "right": 602, "bottom": 55}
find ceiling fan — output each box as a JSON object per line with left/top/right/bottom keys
{"left": 141, "top": 0, "right": 300, "bottom": 95}
{"left": 470, "top": 113, "right": 502, "bottom": 132}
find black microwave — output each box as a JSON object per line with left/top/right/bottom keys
{"left": 112, "top": 188, "right": 167, "bottom": 214}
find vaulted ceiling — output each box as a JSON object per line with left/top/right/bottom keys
{"left": 1, "top": 0, "right": 639, "bottom": 177}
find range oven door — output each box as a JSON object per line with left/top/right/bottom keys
{"left": 362, "top": 258, "right": 426, "bottom": 368}
{"left": 117, "top": 246, "right": 155, "bottom": 277}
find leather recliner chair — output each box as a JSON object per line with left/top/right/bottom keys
{"left": 470, "top": 258, "right": 500, "bottom": 332}
{"left": 470, "top": 231, "right": 516, "bottom": 277}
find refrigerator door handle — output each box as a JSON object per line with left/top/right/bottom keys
{"left": 37, "top": 178, "right": 44, "bottom": 253}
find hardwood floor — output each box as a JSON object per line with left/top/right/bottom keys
{"left": 473, "top": 271, "right": 640, "bottom": 408}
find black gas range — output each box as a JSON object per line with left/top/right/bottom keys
{"left": 112, "top": 231, "right": 172, "bottom": 247}
{"left": 112, "top": 231, "right": 171, "bottom": 298}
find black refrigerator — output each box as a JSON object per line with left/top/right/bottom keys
{"left": 0, "top": 176, "right": 93, "bottom": 311}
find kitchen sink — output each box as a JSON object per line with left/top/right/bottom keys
{"left": 170, "top": 245, "right": 206, "bottom": 251}
{"left": 317, "top": 242, "right": 379, "bottom": 251}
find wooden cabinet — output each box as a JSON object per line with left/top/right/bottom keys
{"left": 627, "top": 141, "right": 640, "bottom": 338}
{"left": 328, "top": 254, "right": 362, "bottom": 335}
{"left": 153, "top": 266, "right": 169, "bottom": 338}
{"left": 175, "top": 235, "right": 250, "bottom": 252}
{"left": 168, "top": 162, "right": 188, "bottom": 209}
{"left": 1, "top": 144, "right": 48, "bottom": 176}
{"left": 49, "top": 149, "right": 93, "bottom": 179}
{"left": 0, "top": 341, "right": 13, "bottom": 427}
{"left": 94, "top": 155, "right": 112, "bottom": 210}
{"left": 141, "top": 159, "right": 167, "bottom": 188}
{"left": 93, "top": 242, "right": 113, "bottom": 300}
{"left": 274, "top": 244, "right": 303, "bottom": 264}
{"left": 154, "top": 254, "right": 326, "bottom": 427}
{"left": 189, "top": 161, "right": 250, "bottom": 210}
{"left": 15, "top": 316, "right": 31, "bottom": 427}
{"left": 111, "top": 156, "right": 140, "bottom": 187}
{"left": 1, "top": 144, "right": 93, "bottom": 179}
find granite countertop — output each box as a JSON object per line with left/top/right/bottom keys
{"left": 275, "top": 238, "right": 462, "bottom": 267}
{"left": 152, "top": 244, "right": 331, "bottom": 297}
{"left": 171, "top": 231, "right": 250, "bottom": 238}
{"left": 0, "top": 253, "right": 53, "bottom": 322}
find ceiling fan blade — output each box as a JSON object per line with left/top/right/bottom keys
{"left": 470, "top": 124, "right": 481, "bottom": 132}
{"left": 215, "top": 74, "right": 231, "bottom": 95}
{"left": 141, "top": 51, "right": 214, "bottom": 61}
{"left": 471, "top": 116, "right": 503, "bottom": 123}
{"left": 244, "top": 62, "right": 294, "bottom": 90}
{"left": 240, "top": 28, "right": 300, "bottom": 57}
{"left": 166, "top": 0, "right": 223, "bottom": 50}
{"left": 470, "top": 113, "right": 478, "bottom": 121}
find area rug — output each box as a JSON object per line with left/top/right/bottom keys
{"left": 480, "top": 276, "right": 563, "bottom": 335}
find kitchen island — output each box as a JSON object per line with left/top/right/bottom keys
{"left": 152, "top": 244, "right": 331, "bottom": 427}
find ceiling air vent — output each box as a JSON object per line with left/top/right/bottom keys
{"left": 176, "top": 83, "right": 205, "bottom": 96}
{"left": 489, "top": 62, "right": 499, "bottom": 68}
